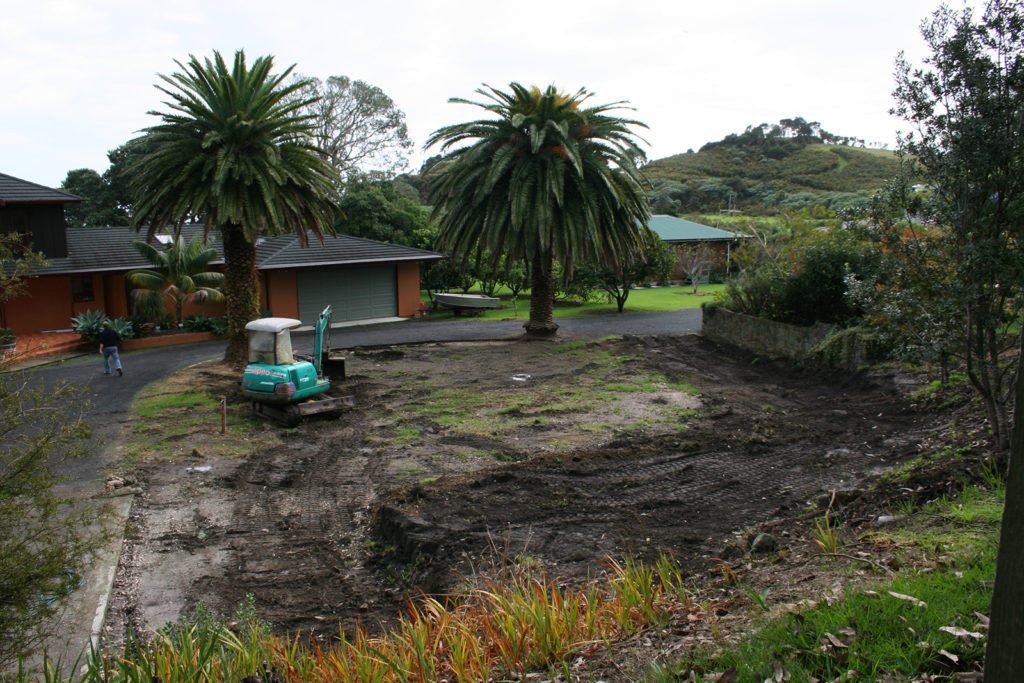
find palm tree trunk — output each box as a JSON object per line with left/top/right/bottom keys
{"left": 523, "top": 248, "right": 558, "bottom": 337}
{"left": 221, "top": 223, "right": 260, "bottom": 367}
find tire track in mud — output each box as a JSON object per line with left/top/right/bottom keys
{"left": 191, "top": 432, "right": 402, "bottom": 637}
{"left": 372, "top": 337, "right": 927, "bottom": 591}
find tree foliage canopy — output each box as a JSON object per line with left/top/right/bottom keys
{"left": 126, "top": 233, "right": 225, "bottom": 324}
{"left": 289, "top": 75, "right": 413, "bottom": 182}
{"left": 59, "top": 138, "right": 154, "bottom": 228}
{"left": 889, "top": 0, "right": 1024, "bottom": 450}
{"left": 427, "top": 82, "right": 651, "bottom": 336}
{"left": 129, "top": 50, "right": 342, "bottom": 364}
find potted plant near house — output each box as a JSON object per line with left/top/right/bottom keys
{"left": 0, "top": 328, "right": 16, "bottom": 358}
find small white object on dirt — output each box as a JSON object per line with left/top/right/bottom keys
{"left": 186, "top": 465, "right": 213, "bottom": 473}
{"left": 511, "top": 373, "right": 531, "bottom": 382}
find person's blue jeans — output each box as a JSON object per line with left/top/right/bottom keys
{"left": 102, "top": 346, "right": 122, "bottom": 374}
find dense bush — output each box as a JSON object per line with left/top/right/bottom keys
{"left": 182, "top": 314, "right": 228, "bottom": 336}
{"left": 716, "top": 230, "right": 889, "bottom": 326}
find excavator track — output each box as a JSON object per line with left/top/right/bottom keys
{"left": 251, "top": 390, "right": 354, "bottom": 427}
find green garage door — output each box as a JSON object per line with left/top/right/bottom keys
{"left": 296, "top": 265, "right": 397, "bottom": 323}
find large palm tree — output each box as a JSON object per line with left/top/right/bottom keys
{"left": 126, "top": 233, "right": 225, "bottom": 325}
{"left": 426, "top": 83, "right": 651, "bottom": 336}
{"left": 130, "top": 50, "right": 340, "bottom": 365}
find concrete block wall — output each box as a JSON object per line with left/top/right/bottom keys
{"left": 701, "top": 305, "right": 835, "bottom": 362}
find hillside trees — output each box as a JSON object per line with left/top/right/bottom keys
{"left": 700, "top": 117, "right": 865, "bottom": 153}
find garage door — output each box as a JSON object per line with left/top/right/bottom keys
{"left": 297, "top": 265, "right": 397, "bottom": 323}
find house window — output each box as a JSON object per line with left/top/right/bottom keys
{"left": 71, "top": 276, "right": 94, "bottom": 303}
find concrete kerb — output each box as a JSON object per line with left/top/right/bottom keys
{"left": 1, "top": 351, "right": 93, "bottom": 373}
{"left": 15, "top": 492, "right": 135, "bottom": 679}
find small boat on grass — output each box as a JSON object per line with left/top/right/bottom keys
{"left": 432, "top": 292, "right": 502, "bottom": 311}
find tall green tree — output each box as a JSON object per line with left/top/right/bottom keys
{"left": 892, "top": 0, "right": 1024, "bottom": 451}
{"left": 129, "top": 50, "right": 341, "bottom": 365}
{"left": 886, "top": 1, "right": 1024, "bottom": 676}
{"left": 427, "top": 83, "right": 651, "bottom": 337}
{"left": 59, "top": 138, "right": 152, "bottom": 228}
{"left": 335, "top": 178, "right": 431, "bottom": 246}
{"left": 60, "top": 169, "right": 112, "bottom": 228}
{"left": 126, "top": 234, "right": 225, "bottom": 324}
{"left": 289, "top": 75, "right": 413, "bottom": 182}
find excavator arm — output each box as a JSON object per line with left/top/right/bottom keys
{"left": 312, "top": 305, "right": 332, "bottom": 378}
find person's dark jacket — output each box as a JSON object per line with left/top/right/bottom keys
{"left": 98, "top": 327, "right": 121, "bottom": 348}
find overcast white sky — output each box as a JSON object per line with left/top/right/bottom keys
{"left": 3, "top": 0, "right": 979, "bottom": 189}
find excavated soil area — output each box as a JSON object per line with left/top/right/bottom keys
{"left": 105, "top": 334, "right": 936, "bottom": 645}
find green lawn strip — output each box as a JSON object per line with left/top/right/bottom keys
{"left": 655, "top": 481, "right": 1001, "bottom": 681}
{"left": 685, "top": 561, "right": 992, "bottom": 681}
{"left": 387, "top": 346, "right": 694, "bottom": 445}
{"left": 422, "top": 284, "right": 726, "bottom": 322}
{"left": 121, "top": 361, "right": 273, "bottom": 464}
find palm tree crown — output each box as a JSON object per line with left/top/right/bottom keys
{"left": 427, "top": 83, "right": 651, "bottom": 335}
{"left": 130, "top": 50, "right": 341, "bottom": 364}
{"left": 126, "top": 233, "right": 225, "bottom": 324}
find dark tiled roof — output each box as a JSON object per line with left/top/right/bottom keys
{"left": 26, "top": 225, "right": 215, "bottom": 275}
{"left": 26, "top": 225, "right": 442, "bottom": 275}
{"left": 256, "top": 231, "right": 443, "bottom": 270}
{"left": 0, "top": 172, "right": 80, "bottom": 204}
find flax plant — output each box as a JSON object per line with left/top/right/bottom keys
{"left": 39, "top": 555, "right": 690, "bottom": 682}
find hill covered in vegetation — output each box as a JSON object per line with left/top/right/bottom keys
{"left": 643, "top": 117, "right": 902, "bottom": 215}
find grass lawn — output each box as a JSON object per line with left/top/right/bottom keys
{"left": 423, "top": 283, "right": 726, "bottom": 322}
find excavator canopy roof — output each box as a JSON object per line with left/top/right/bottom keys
{"left": 245, "top": 318, "right": 302, "bottom": 334}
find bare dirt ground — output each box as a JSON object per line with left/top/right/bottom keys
{"left": 104, "top": 333, "right": 943, "bottom": 656}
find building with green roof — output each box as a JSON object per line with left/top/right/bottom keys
{"left": 647, "top": 214, "right": 745, "bottom": 282}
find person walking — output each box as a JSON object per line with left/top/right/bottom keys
{"left": 98, "top": 320, "right": 124, "bottom": 376}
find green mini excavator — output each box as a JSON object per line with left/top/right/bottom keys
{"left": 241, "top": 305, "right": 351, "bottom": 425}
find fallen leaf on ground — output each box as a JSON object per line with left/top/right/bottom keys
{"left": 888, "top": 590, "right": 927, "bottom": 608}
{"left": 939, "top": 625, "right": 984, "bottom": 640}
{"left": 823, "top": 632, "right": 849, "bottom": 649}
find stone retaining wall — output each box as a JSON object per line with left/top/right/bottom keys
{"left": 701, "top": 305, "right": 834, "bottom": 362}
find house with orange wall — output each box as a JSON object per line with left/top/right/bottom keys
{"left": 1, "top": 172, "right": 443, "bottom": 334}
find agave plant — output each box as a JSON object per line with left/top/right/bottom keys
{"left": 71, "top": 309, "right": 109, "bottom": 343}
